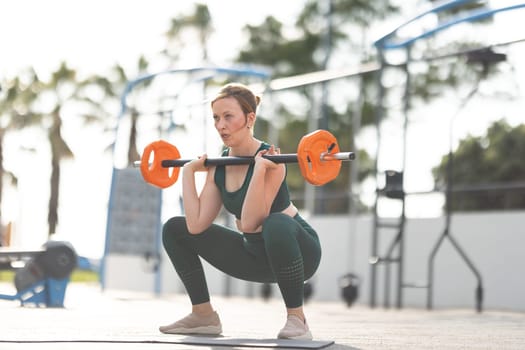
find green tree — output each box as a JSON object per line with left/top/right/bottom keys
{"left": 394, "top": 1, "right": 499, "bottom": 108}
{"left": 235, "top": 0, "right": 399, "bottom": 213}
{"left": 432, "top": 120, "right": 525, "bottom": 211}
{"left": 163, "top": 3, "right": 212, "bottom": 64}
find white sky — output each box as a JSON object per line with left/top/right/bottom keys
{"left": 0, "top": 0, "right": 306, "bottom": 256}
{"left": 1, "top": 1, "right": 524, "bottom": 258}
{"left": 0, "top": 0, "right": 305, "bottom": 78}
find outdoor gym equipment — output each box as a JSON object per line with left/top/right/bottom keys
{"left": 0, "top": 241, "right": 77, "bottom": 307}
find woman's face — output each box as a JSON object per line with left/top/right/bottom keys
{"left": 212, "top": 97, "right": 253, "bottom": 147}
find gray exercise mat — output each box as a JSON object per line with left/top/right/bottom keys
{"left": 169, "top": 335, "right": 335, "bottom": 348}
{"left": 0, "top": 337, "right": 335, "bottom": 349}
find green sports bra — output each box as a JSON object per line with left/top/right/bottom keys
{"left": 214, "top": 142, "right": 291, "bottom": 220}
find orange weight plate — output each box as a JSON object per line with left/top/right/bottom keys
{"left": 297, "top": 130, "right": 341, "bottom": 186}
{"left": 140, "top": 140, "right": 180, "bottom": 188}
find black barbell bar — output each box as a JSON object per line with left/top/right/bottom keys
{"left": 135, "top": 152, "right": 355, "bottom": 168}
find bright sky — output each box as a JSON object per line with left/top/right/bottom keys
{"left": 0, "top": 0, "right": 305, "bottom": 78}
{"left": 0, "top": 0, "right": 306, "bottom": 257}
{"left": 1, "top": 1, "right": 524, "bottom": 258}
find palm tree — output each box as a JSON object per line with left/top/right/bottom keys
{"left": 41, "top": 63, "right": 77, "bottom": 236}
{"left": 83, "top": 56, "right": 150, "bottom": 166}
{"left": 0, "top": 72, "right": 43, "bottom": 242}
{"left": 163, "top": 3, "right": 213, "bottom": 64}
{"left": 4, "top": 63, "right": 100, "bottom": 237}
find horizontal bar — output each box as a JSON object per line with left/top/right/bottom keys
{"left": 134, "top": 152, "right": 355, "bottom": 168}
{"left": 0, "top": 248, "right": 45, "bottom": 263}
{"left": 402, "top": 283, "right": 430, "bottom": 289}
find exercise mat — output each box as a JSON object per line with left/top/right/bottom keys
{"left": 0, "top": 336, "right": 335, "bottom": 349}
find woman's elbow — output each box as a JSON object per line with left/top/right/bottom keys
{"left": 185, "top": 222, "right": 206, "bottom": 235}
{"left": 240, "top": 219, "right": 262, "bottom": 233}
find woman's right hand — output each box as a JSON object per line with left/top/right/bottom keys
{"left": 184, "top": 154, "right": 208, "bottom": 173}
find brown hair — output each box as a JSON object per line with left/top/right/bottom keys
{"left": 211, "top": 83, "right": 261, "bottom": 115}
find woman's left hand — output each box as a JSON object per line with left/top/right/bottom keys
{"left": 254, "top": 145, "right": 280, "bottom": 170}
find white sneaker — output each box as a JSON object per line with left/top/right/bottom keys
{"left": 159, "top": 311, "right": 222, "bottom": 335}
{"left": 277, "top": 315, "right": 313, "bottom": 340}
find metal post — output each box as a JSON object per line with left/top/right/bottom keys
{"left": 396, "top": 45, "right": 411, "bottom": 308}
{"left": 427, "top": 79, "right": 485, "bottom": 312}
{"left": 369, "top": 50, "right": 386, "bottom": 308}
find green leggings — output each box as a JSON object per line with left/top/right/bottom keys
{"left": 162, "top": 212, "right": 321, "bottom": 308}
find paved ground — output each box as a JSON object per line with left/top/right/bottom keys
{"left": 0, "top": 282, "right": 524, "bottom": 349}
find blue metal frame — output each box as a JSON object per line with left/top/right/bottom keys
{"left": 375, "top": 0, "right": 480, "bottom": 48}
{"left": 376, "top": 2, "right": 525, "bottom": 49}
{"left": 117, "top": 66, "right": 271, "bottom": 120}
{"left": 0, "top": 278, "right": 70, "bottom": 307}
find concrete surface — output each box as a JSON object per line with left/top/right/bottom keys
{"left": 0, "top": 282, "right": 524, "bottom": 349}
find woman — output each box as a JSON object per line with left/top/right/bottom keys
{"left": 159, "top": 83, "right": 322, "bottom": 340}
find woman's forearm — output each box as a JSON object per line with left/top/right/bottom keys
{"left": 241, "top": 165, "right": 272, "bottom": 232}
{"left": 182, "top": 166, "right": 202, "bottom": 233}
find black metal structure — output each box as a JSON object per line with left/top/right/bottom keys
{"left": 365, "top": 0, "right": 525, "bottom": 311}
{"left": 369, "top": 170, "right": 407, "bottom": 309}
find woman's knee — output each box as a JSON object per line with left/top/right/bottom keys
{"left": 262, "top": 213, "right": 296, "bottom": 248}
{"left": 162, "top": 216, "right": 188, "bottom": 248}
{"left": 262, "top": 212, "right": 290, "bottom": 234}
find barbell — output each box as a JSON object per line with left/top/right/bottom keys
{"left": 136, "top": 129, "right": 355, "bottom": 188}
